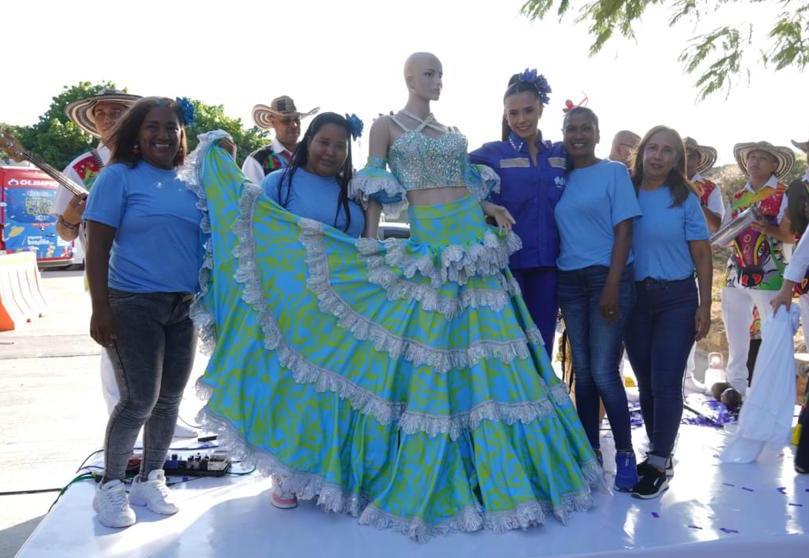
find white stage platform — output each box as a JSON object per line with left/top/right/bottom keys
{"left": 17, "top": 425, "right": 809, "bottom": 558}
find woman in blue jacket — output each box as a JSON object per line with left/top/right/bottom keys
{"left": 470, "top": 69, "right": 566, "bottom": 356}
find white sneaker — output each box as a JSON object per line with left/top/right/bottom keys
{"left": 129, "top": 470, "right": 178, "bottom": 515}
{"left": 93, "top": 480, "right": 136, "bottom": 528}
{"left": 271, "top": 484, "right": 298, "bottom": 509}
{"left": 173, "top": 422, "right": 198, "bottom": 439}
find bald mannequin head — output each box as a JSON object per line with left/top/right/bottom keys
{"left": 610, "top": 130, "right": 640, "bottom": 166}
{"left": 404, "top": 52, "right": 443, "bottom": 101}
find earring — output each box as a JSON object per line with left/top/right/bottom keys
{"left": 133, "top": 144, "right": 140, "bottom": 152}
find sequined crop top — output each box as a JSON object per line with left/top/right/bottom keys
{"left": 348, "top": 114, "right": 499, "bottom": 218}
{"left": 388, "top": 129, "right": 470, "bottom": 191}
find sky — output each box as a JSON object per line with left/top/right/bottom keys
{"left": 1, "top": 0, "right": 805, "bottom": 166}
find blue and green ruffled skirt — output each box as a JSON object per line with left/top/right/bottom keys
{"left": 185, "top": 134, "right": 602, "bottom": 541}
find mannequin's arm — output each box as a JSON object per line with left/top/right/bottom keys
{"left": 363, "top": 117, "right": 390, "bottom": 239}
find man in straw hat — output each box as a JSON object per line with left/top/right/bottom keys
{"left": 721, "top": 141, "right": 795, "bottom": 397}
{"left": 242, "top": 95, "right": 318, "bottom": 186}
{"left": 685, "top": 137, "right": 724, "bottom": 232}
{"left": 54, "top": 88, "right": 140, "bottom": 244}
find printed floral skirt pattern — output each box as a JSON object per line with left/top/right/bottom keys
{"left": 186, "top": 134, "right": 602, "bottom": 541}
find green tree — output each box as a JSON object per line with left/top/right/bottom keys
{"left": 2, "top": 82, "right": 269, "bottom": 170}
{"left": 17, "top": 81, "right": 116, "bottom": 170}
{"left": 521, "top": 0, "right": 809, "bottom": 99}
{"left": 183, "top": 100, "right": 269, "bottom": 166}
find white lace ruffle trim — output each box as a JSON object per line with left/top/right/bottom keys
{"left": 348, "top": 174, "right": 408, "bottom": 219}
{"left": 355, "top": 228, "right": 522, "bottom": 289}
{"left": 196, "top": 405, "right": 602, "bottom": 542}
{"left": 181, "top": 130, "right": 233, "bottom": 354}
{"left": 300, "top": 219, "right": 543, "bottom": 373}
{"left": 189, "top": 160, "right": 559, "bottom": 440}
{"left": 365, "top": 257, "right": 522, "bottom": 318}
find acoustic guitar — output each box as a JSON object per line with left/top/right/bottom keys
{"left": 0, "top": 129, "right": 88, "bottom": 197}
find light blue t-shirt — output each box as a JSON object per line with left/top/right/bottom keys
{"left": 84, "top": 161, "right": 203, "bottom": 293}
{"left": 555, "top": 160, "right": 641, "bottom": 271}
{"left": 633, "top": 187, "right": 709, "bottom": 281}
{"left": 262, "top": 168, "right": 365, "bottom": 238}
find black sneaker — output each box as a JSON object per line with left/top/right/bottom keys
{"left": 637, "top": 457, "right": 674, "bottom": 478}
{"left": 631, "top": 469, "right": 669, "bottom": 499}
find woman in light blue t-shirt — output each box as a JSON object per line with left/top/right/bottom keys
{"left": 262, "top": 112, "right": 365, "bottom": 239}
{"left": 555, "top": 107, "right": 642, "bottom": 493}
{"left": 84, "top": 97, "right": 229, "bottom": 529}
{"left": 624, "top": 126, "right": 712, "bottom": 499}
{"left": 260, "top": 112, "right": 365, "bottom": 509}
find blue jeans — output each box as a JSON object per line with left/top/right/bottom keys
{"left": 624, "top": 278, "right": 698, "bottom": 458}
{"left": 558, "top": 265, "right": 635, "bottom": 451}
{"left": 103, "top": 290, "right": 197, "bottom": 481}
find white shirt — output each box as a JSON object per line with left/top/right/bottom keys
{"left": 52, "top": 143, "right": 111, "bottom": 248}
{"left": 691, "top": 172, "right": 726, "bottom": 219}
{"left": 785, "top": 226, "right": 809, "bottom": 283}
{"left": 241, "top": 138, "right": 291, "bottom": 186}
{"left": 784, "top": 171, "right": 809, "bottom": 269}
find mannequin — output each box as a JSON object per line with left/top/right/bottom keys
{"left": 364, "top": 52, "right": 514, "bottom": 238}
{"left": 188, "top": 52, "right": 603, "bottom": 541}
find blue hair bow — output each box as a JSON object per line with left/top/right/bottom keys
{"left": 175, "top": 97, "right": 196, "bottom": 126}
{"left": 345, "top": 113, "right": 364, "bottom": 140}
{"left": 518, "top": 68, "right": 551, "bottom": 105}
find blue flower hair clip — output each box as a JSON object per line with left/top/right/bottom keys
{"left": 345, "top": 113, "right": 364, "bottom": 141}
{"left": 175, "top": 97, "right": 196, "bottom": 126}
{"left": 519, "top": 68, "right": 551, "bottom": 105}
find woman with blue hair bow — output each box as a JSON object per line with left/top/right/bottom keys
{"left": 188, "top": 52, "right": 601, "bottom": 541}
{"left": 469, "top": 69, "right": 566, "bottom": 357}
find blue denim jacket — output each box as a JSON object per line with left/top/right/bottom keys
{"left": 469, "top": 132, "right": 568, "bottom": 269}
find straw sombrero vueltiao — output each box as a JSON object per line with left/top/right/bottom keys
{"left": 792, "top": 139, "right": 809, "bottom": 155}
{"left": 733, "top": 141, "right": 795, "bottom": 180}
{"left": 64, "top": 89, "right": 141, "bottom": 138}
{"left": 252, "top": 95, "right": 319, "bottom": 129}
{"left": 684, "top": 137, "right": 717, "bottom": 176}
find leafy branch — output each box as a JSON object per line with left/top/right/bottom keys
{"left": 521, "top": 0, "right": 809, "bottom": 99}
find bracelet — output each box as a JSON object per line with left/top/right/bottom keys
{"left": 58, "top": 215, "right": 80, "bottom": 230}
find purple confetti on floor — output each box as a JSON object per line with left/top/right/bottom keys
{"left": 741, "top": 487, "right": 754, "bottom": 492}
{"left": 777, "top": 487, "right": 787, "bottom": 494}
{"left": 719, "top": 527, "right": 739, "bottom": 534}
{"left": 651, "top": 512, "right": 660, "bottom": 518}
{"left": 722, "top": 482, "right": 735, "bottom": 487}
{"left": 687, "top": 525, "right": 703, "bottom": 530}
{"left": 788, "top": 503, "right": 804, "bottom": 507}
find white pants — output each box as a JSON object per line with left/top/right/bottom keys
{"left": 799, "top": 294, "right": 809, "bottom": 350}
{"left": 100, "top": 349, "right": 119, "bottom": 414}
{"left": 721, "top": 287, "right": 779, "bottom": 395}
{"left": 684, "top": 343, "right": 697, "bottom": 381}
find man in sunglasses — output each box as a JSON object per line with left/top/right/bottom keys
{"left": 242, "top": 95, "right": 319, "bottom": 186}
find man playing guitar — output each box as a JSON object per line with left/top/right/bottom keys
{"left": 54, "top": 89, "right": 140, "bottom": 244}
